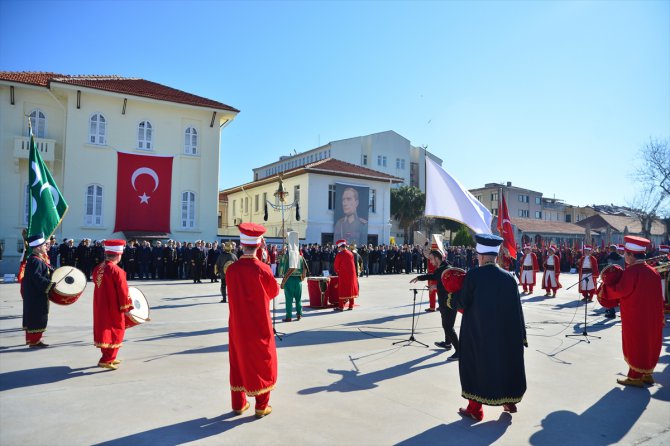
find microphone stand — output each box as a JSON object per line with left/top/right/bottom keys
{"left": 393, "top": 288, "right": 428, "bottom": 347}
{"left": 565, "top": 274, "right": 600, "bottom": 343}
{"left": 272, "top": 294, "right": 285, "bottom": 341}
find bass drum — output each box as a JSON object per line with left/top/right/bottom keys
{"left": 49, "top": 267, "right": 87, "bottom": 305}
{"left": 125, "top": 287, "right": 150, "bottom": 328}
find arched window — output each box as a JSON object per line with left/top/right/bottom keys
{"left": 184, "top": 126, "right": 198, "bottom": 155}
{"left": 85, "top": 184, "right": 103, "bottom": 226}
{"left": 181, "top": 191, "right": 196, "bottom": 229}
{"left": 29, "top": 109, "right": 46, "bottom": 138}
{"left": 138, "top": 121, "right": 153, "bottom": 150}
{"left": 89, "top": 113, "right": 106, "bottom": 145}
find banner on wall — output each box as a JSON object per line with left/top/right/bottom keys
{"left": 334, "top": 183, "right": 369, "bottom": 247}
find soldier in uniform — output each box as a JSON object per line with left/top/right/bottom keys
{"left": 164, "top": 240, "right": 177, "bottom": 280}
{"left": 152, "top": 241, "right": 164, "bottom": 279}
{"left": 91, "top": 240, "right": 105, "bottom": 269}
{"left": 215, "top": 242, "right": 238, "bottom": 303}
{"left": 207, "top": 241, "right": 220, "bottom": 282}
{"left": 137, "top": 241, "right": 152, "bottom": 280}
{"left": 334, "top": 187, "right": 368, "bottom": 247}
{"left": 76, "top": 238, "right": 92, "bottom": 281}
{"left": 47, "top": 236, "right": 59, "bottom": 266}
{"left": 122, "top": 241, "right": 137, "bottom": 280}
{"left": 183, "top": 242, "right": 193, "bottom": 280}
{"left": 191, "top": 240, "right": 205, "bottom": 283}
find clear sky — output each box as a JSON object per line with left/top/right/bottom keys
{"left": 1, "top": 0, "right": 668, "bottom": 208}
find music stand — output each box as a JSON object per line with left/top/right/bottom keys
{"left": 393, "top": 288, "right": 428, "bottom": 347}
{"left": 565, "top": 274, "right": 600, "bottom": 343}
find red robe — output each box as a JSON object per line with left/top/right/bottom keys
{"left": 227, "top": 255, "right": 280, "bottom": 396}
{"left": 520, "top": 253, "right": 539, "bottom": 285}
{"left": 92, "top": 261, "right": 133, "bottom": 348}
{"left": 541, "top": 254, "right": 562, "bottom": 289}
{"left": 600, "top": 262, "right": 664, "bottom": 374}
{"left": 334, "top": 249, "right": 359, "bottom": 299}
{"left": 578, "top": 255, "right": 599, "bottom": 291}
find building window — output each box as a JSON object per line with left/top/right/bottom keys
{"left": 396, "top": 158, "right": 405, "bottom": 169}
{"left": 89, "top": 113, "right": 106, "bottom": 145}
{"left": 362, "top": 154, "right": 368, "bottom": 165}
{"left": 370, "top": 189, "right": 376, "bottom": 213}
{"left": 535, "top": 211, "right": 542, "bottom": 219}
{"left": 492, "top": 208, "right": 499, "bottom": 216}
{"left": 254, "top": 194, "right": 259, "bottom": 212}
{"left": 138, "top": 121, "right": 153, "bottom": 150}
{"left": 328, "top": 185, "right": 336, "bottom": 210}
{"left": 244, "top": 197, "right": 248, "bottom": 214}
{"left": 262, "top": 192, "right": 267, "bottom": 207}
{"left": 490, "top": 192, "right": 498, "bottom": 201}
{"left": 535, "top": 197, "right": 541, "bottom": 205}
{"left": 518, "top": 209, "right": 529, "bottom": 218}
{"left": 85, "top": 184, "right": 103, "bottom": 226}
{"left": 29, "top": 109, "right": 46, "bottom": 138}
{"left": 565, "top": 214, "right": 572, "bottom": 223}
{"left": 294, "top": 185, "right": 300, "bottom": 203}
{"left": 232, "top": 199, "right": 236, "bottom": 216}
{"left": 377, "top": 155, "right": 387, "bottom": 167}
{"left": 184, "top": 126, "right": 198, "bottom": 155}
{"left": 181, "top": 191, "right": 196, "bottom": 229}
{"left": 518, "top": 194, "right": 529, "bottom": 203}
{"left": 475, "top": 195, "right": 483, "bottom": 202}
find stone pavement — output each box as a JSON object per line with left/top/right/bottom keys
{"left": 1, "top": 272, "right": 669, "bottom": 446}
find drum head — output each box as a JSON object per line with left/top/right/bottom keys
{"left": 128, "top": 287, "right": 150, "bottom": 321}
{"left": 441, "top": 267, "right": 466, "bottom": 293}
{"left": 51, "top": 267, "right": 87, "bottom": 296}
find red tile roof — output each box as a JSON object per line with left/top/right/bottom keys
{"left": 0, "top": 71, "right": 239, "bottom": 112}
{"left": 220, "top": 158, "right": 403, "bottom": 196}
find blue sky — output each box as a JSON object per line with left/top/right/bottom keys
{"left": 1, "top": 0, "right": 668, "bottom": 208}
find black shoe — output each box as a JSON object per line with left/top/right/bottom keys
{"left": 220, "top": 299, "right": 227, "bottom": 303}
{"left": 333, "top": 308, "right": 344, "bottom": 312}
{"left": 29, "top": 341, "right": 49, "bottom": 348}
{"left": 447, "top": 352, "right": 459, "bottom": 361}
{"left": 434, "top": 341, "right": 453, "bottom": 351}
{"left": 604, "top": 311, "right": 615, "bottom": 319}
{"left": 282, "top": 318, "right": 292, "bottom": 322}
{"left": 424, "top": 308, "right": 436, "bottom": 312}
{"left": 296, "top": 314, "right": 302, "bottom": 321}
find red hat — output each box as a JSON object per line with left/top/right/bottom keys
{"left": 583, "top": 244, "right": 593, "bottom": 251}
{"left": 238, "top": 222, "right": 266, "bottom": 246}
{"left": 548, "top": 245, "right": 557, "bottom": 252}
{"left": 336, "top": 239, "right": 347, "bottom": 248}
{"left": 617, "top": 244, "right": 625, "bottom": 251}
{"left": 523, "top": 244, "right": 531, "bottom": 250}
{"left": 104, "top": 239, "right": 126, "bottom": 254}
{"left": 623, "top": 235, "right": 650, "bottom": 253}
{"left": 659, "top": 244, "right": 670, "bottom": 253}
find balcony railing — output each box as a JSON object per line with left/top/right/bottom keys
{"left": 14, "top": 136, "right": 56, "bottom": 162}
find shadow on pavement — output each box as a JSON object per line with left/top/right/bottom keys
{"left": 396, "top": 412, "right": 512, "bottom": 446}
{"left": 529, "top": 386, "right": 651, "bottom": 445}
{"left": 298, "top": 350, "right": 446, "bottom": 394}
{"left": 91, "top": 413, "right": 255, "bottom": 446}
{"left": 136, "top": 327, "right": 227, "bottom": 342}
{"left": 0, "top": 366, "right": 93, "bottom": 391}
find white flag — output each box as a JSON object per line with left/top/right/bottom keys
{"left": 425, "top": 157, "right": 492, "bottom": 235}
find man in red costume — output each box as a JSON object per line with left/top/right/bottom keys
{"left": 333, "top": 239, "right": 359, "bottom": 311}
{"left": 227, "top": 223, "right": 279, "bottom": 418}
{"left": 519, "top": 245, "right": 538, "bottom": 294}
{"left": 599, "top": 236, "right": 664, "bottom": 387}
{"left": 578, "top": 245, "right": 599, "bottom": 302}
{"left": 541, "top": 245, "right": 561, "bottom": 297}
{"left": 92, "top": 240, "right": 133, "bottom": 370}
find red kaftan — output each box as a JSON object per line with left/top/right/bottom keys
{"left": 334, "top": 249, "right": 359, "bottom": 299}
{"left": 541, "top": 254, "right": 562, "bottom": 289}
{"left": 578, "top": 255, "right": 600, "bottom": 292}
{"left": 601, "top": 262, "right": 664, "bottom": 374}
{"left": 92, "top": 261, "right": 132, "bottom": 348}
{"left": 227, "top": 255, "right": 280, "bottom": 395}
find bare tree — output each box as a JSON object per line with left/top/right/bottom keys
{"left": 629, "top": 138, "right": 669, "bottom": 239}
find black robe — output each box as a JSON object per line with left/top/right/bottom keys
{"left": 21, "top": 254, "right": 53, "bottom": 333}
{"left": 449, "top": 262, "right": 527, "bottom": 405}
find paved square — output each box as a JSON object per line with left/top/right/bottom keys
{"left": 1, "top": 273, "right": 668, "bottom": 445}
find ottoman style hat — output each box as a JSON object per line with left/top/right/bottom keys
{"left": 238, "top": 222, "right": 266, "bottom": 246}
{"left": 623, "top": 235, "right": 650, "bottom": 254}
{"left": 104, "top": 239, "right": 126, "bottom": 254}
{"left": 28, "top": 233, "right": 46, "bottom": 247}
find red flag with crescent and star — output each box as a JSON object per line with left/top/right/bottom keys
{"left": 497, "top": 192, "right": 517, "bottom": 259}
{"left": 114, "top": 152, "right": 173, "bottom": 232}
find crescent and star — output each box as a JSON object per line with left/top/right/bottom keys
{"left": 131, "top": 167, "right": 159, "bottom": 205}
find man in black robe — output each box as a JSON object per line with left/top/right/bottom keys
{"left": 21, "top": 233, "right": 54, "bottom": 348}
{"left": 449, "top": 233, "right": 527, "bottom": 421}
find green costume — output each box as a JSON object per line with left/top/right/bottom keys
{"left": 279, "top": 253, "right": 308, "bottom": 320}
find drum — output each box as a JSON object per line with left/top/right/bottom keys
{"left": 597, "top": 264, "right": 624, "bottom": 308}
{"left": 307, "top": 277, "right": 331, "bottom": 308}
{"left": 49, "top": 267, "right": 87, "bottom": 305}
{"left": 124, "top": 287, "right": 150, "bottom": 328}
{"left": 326, "top": 276, "right": 339, "bottom": 306}
{"left": 441, "top": 267, "right": 466, "bottom": 293}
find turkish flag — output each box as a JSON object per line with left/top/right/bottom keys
{"left": 497, "top": 193, "right": 517, "bottom": 259}
{"left": 114, "top": 152, "right": 173, "bottom": 232}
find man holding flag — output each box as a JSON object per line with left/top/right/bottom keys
{"left": 20, "top": 118, "right": 68, "bottom": 347}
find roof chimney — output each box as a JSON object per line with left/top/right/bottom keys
{"left": 506, "top": 181, "right": 512, "bottom": 187}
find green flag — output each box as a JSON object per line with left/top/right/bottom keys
{"left": 27, "top": 123, "right": 68, "bottom": 238}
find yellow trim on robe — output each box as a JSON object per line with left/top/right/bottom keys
{"left": 230, "top": 383, "right": 276, "bottom": 397}
{"left": 25, "top": 328, "right": 46, "bottom": 334}
{"left": 461, "top": 390, "right": 523, "bottom": 406}
{"left": 625, "top": 356, "right": 657, "bottom": 374}
{"left": 95, "top": 342, "right": 123, "bottom": 349}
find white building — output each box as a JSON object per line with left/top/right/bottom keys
{"left": 0, "top": 72, "right": 238, "bottom": 274}
{"left": 220, "top": 158, "right": 403, "bottom": 246}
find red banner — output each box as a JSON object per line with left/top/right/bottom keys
{"left": 497, "top": 193, "right": 517, "bottom": 259}
{"left": 114, "top": 152, "right": 173, "bottom": 232}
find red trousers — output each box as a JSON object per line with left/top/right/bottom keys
{"left": 627, "top": 368, "right": 643, "bottom": 379}
{"left": 232, "top": 390, "right": 270, "bottom": 411}
{"left": 428, "top": 289, "right": 437, "bottom": 310}
{"left": 99, "top": 347, "right": 119, "bottom": 363}
{"left": 467, "top": 400, "right": 484, "bottom": 418}
{"left": 338, "top": 298, "right": 354, "bottom": 310}
{"left": 25, "top": 331, "right": 43, "bottom": 345}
